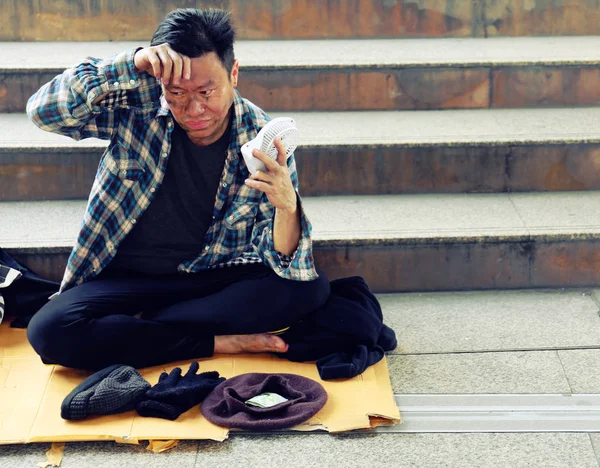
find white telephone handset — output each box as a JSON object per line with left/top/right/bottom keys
{"left": 241, "top": 117, "right": 299, "bottom": 175}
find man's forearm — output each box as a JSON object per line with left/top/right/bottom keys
{"left": 273, "top": 203, "right": 301, "bottom": 257}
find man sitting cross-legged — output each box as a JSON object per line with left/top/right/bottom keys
{"left": 26, "top": 8, "right": 329, "bottom": 370}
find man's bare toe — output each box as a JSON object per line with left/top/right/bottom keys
{"left": 255, "top": 334, "right": 288, "bottom": 353}
{"left": 214, "top": 333, "right": 289, "bottom": 354}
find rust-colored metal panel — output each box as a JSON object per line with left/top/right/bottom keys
{"left": 492, "top": 67, "right": 600, "bottom": 108}
{"left": 0, "top": 1, "right": 483, "bottom": 41}
{"left": 3, "top": 1, "right": 600, "bottom": 41}
{"left": 0, "top": 145, "right": 512, "bottom": 201}
{"left": 506, "top": 145, "right": 600, "bottom": 192}
{"left": 10, "top": 239, "right": 600, "bottom": 292}
{"left": 2, "top": 67, "right": 491, "bottom": 113}
{"left": 373, "top": 146, "right": 508, "bottom": 194}
{"left": 8, "top": 250, "right": 69, "bottom": 283}
{"left": 10, "top": 65, "right": 600, "bottom": 113}
{"left": 228, "top": 0, "right": 481, "bottom": 39}
{"left": 312, "top": 241, "right": 533, "bottom": 292}
{"left": 484, "top": 0, "right": 600, "bottom": 36}
{"left": 0, "top": 72, "right": 62, "bottom": 113}
{"left": 296, "top": 146, "right": 508, "bottom": 196}
{"left": 239, "top": 68, "right": 490, "bottom": 111}
{"left": 7, "top": 240, "right": 532, "bottom": 292}
{"left": 5, "top": 143, "right": 600, "bottom": 201}
{"left": 531, "top": 240, "right": 600, "bottom": 287}
{"left": 0, "top": 151, "right": 101, "bottom": 201}
{"left": 296, "top": 148, "right": 383, "bottom": 197}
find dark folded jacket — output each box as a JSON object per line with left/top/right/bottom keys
{"left": 280, "top": 276, "right": 397, "bottom": 380}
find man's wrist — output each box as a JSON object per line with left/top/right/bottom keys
{"left": 133, "top": 48, "right": 144, "bottom": 73}
{"left": 277, "top": 191, "right": 299, "bottom": 216}
{"left": 276, "top": 203, "right": 298, "bottom": 217}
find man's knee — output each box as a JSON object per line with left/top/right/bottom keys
{"left": 306, "top": 268, "right": 330, "bottom": 310}
{"left": 284, "top": 268, "right": 330, "bottom": 312}
{"left": 27, "top": 295, "right": 80, "bottom": 366}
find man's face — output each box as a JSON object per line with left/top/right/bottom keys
{"left": 162, "top": 52, "right": 239, "bottom": 146}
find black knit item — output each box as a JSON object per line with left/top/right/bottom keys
{"left": 135, "top": 361, "right": 225, "bottom": 420}
{"left": 61, "top": 364, "right": 151, "bottom": 420}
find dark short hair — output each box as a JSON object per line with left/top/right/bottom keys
{"left": 150, "top": 8, "right": 236, "bottom": 74}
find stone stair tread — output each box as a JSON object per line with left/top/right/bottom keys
{"left": 388, "top": 351, "right": 573, "bottom": 395}
{"left": 382, "top": 287, "right": 600, "bottom": 394}
{"left": 381, "top": 288, "right": 600, "bottom": 357}
{"left": 2, "top": 192, "right": 600, "bottom": 250}
{"left": 3, "top": 37, "right": 600, "bottom": 71}
{"left": 3, "top": 107, "right": 600, "bottom": 149}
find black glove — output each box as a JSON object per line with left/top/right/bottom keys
{"left": 135, "top": 361, "right": 225, "bottom": 420}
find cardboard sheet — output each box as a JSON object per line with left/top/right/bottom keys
{"left": 0, "top": 323, "right": 401, "bottom": 444}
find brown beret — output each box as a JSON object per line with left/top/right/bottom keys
{"left": 201, "top": 373, "right": 327, "bottom": 430}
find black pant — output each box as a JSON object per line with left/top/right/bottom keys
{"left": 27, "top": 264, "right": 329, "bottom": 370}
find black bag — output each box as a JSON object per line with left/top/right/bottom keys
{"left": 0, "top": 249, "right": 59, "bottom": 328}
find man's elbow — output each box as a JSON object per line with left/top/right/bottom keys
{"left": 26, "top": 94, "right": 41, "bottom": 125}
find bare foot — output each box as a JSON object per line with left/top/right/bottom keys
{"left": 214, "top": 333, "right": 289, "bottom": 354}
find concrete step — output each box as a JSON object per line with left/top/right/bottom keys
{"left": 3, "top": 192, "right": 600, "bottom": 291}
{"left": 383, "top": 288, "right": 600, "bottom": 356}
{"left": 2, "top": 0, "right": 599, "bottom": 41}
{"left": 3, "top": 37, "right": 600, "bottom": 112}
{"left": 3, "top": 108, "right": 600, "bottom": 201}
{"left": 381, "top": 287, "right": 600, "bottom": 393}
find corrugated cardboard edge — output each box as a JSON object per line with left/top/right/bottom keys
{"left": 146, "top": 439, "right": 179, "bottom": 453}
{"left": 368, "top": 356, "right": 402, "bottom": 428}
{"left": 319, "top": 357, "right": 401, "bottom": 433}
{"left": 36, "top": 442, "right": 65, "bottom": 468}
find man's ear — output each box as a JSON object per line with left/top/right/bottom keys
{"left": 230, "top": 60, "right": 239, "bottom": 87}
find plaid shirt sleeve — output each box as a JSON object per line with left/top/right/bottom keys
{"left": 251, "top": 153, "right": 318, "bottom": 281}
{"left": 26, "top": 48, "right": 156, "bottom": 141}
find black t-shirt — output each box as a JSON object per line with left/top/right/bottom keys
{"left": 107, "top": 114, "right": 232, "bottom": 275}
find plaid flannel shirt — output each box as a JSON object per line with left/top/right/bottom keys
{"left": 27, "top": 48, "right": 317, "bottom": 293}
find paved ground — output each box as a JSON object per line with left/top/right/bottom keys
{"left": 2, "top": 433, "right": 600, "bottom": 468}
{"left": 1, "top": 288, "right": 600, "bottom": 467}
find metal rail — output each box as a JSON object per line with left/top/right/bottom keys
{"left": 374, "top": 394, "right": 600, "bottom": 433}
